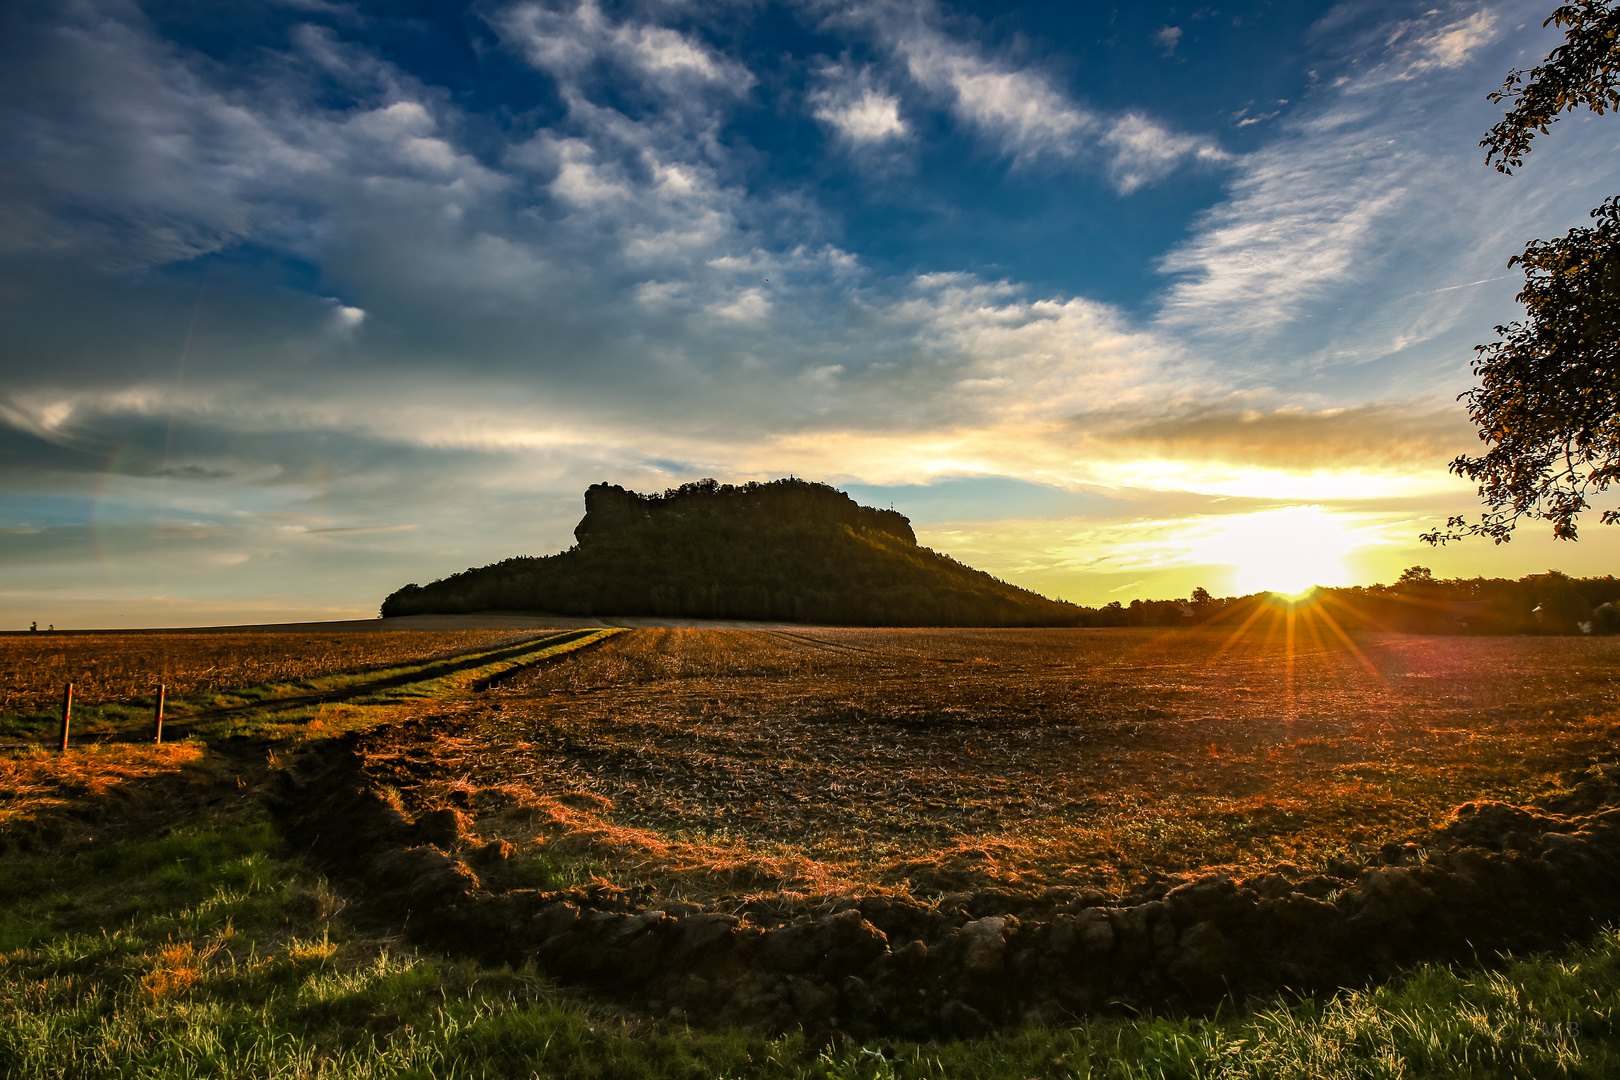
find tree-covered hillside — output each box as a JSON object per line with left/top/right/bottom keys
{"left": 381, "top": 478, "right": 1086, "bottom": 626}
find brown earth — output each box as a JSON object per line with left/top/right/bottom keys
{"left": 0, "top": 738, "right": 281, "bottom": 855}
{"left": 276, "top": 713, "right": 1620, "bottom": 1040}
{"left": 364, "top": 625, "right": 1620, "bottom": 901}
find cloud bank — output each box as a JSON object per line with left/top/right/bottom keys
{"left": 2, "top": 0, "right": 1618, "bottom": 623}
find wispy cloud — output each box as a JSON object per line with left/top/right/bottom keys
{"left": 1153, "top": 1, "right": 1590, "bottom": 370}
{"left": 304, "top": 524, "right": 418, "bottom": 535}
{"left": 1156, "top": 130, "right": 1416, "bottom": 333}
{"left": 1101, "top": 113, "right": 1232, "bottom": 194}
{"left": 1414, "top": 11, "right": 1499, "bottom": 71}
{"left": 891, "top": 22, "right": 1090, "bottom": 159}
{"left": 497, "top": 1, "right": 754, "bottom": 100}
{"left": 1076, "top": 401, "right": 1474, "bottom": 471}
{"left": 846, "top": 1, "right": 1228, "bottom": 191}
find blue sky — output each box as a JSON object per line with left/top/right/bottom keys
{"left": 3, "top": 0, "right": 1620, "bottom": 626}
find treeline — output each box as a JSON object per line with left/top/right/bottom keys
{"left": 1090, "top": 569, "right": 1620, "bottom": 635}
{"left": 381, "top": 478, "right": 1087, "bottom": 627}
{"left": 1323, "top": 567, "right": 1620, "bottom": 635}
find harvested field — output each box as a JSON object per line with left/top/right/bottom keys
{"left": 10, "top": 619, "right": 1620, "bottom": 1039}
{"left": 365, "top": 624, "right": 1620, "bottom": 901}
{"left": 0, "top": 629, "right": 536, "bottom": 715}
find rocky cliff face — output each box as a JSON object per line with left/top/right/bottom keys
{"left": 573, "top": 478, "right": 917, "bottom": 547}
{"left": 573, "top": 483, "right": 653, "bottom": 543}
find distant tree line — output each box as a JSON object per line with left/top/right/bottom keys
{"left": 1321, "top": 567, "right": 1620, "bottom": 636}
{"left": 381, "top": 478, "right": 1088, "bottom": 627}
{"left": 1102, "top": 571, "right": 1620, "bottom": 636}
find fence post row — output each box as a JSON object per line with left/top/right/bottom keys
{"left": 58, "top": 682, "right": 73, "bottom": 753}
{"left": 51, "top": 682, "right": 172, "bottom": 749}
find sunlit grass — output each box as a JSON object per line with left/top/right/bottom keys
{"left": 0, "top": 741, "right": 210, "bottom": 826}
{"left": 3, "top": 821, "right": 1618, "bottom": 1078}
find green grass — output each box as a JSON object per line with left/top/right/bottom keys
{"left": 3, "top": 819, "right": 1619, "bottom": 1078}
{"left": 505, "top": 849, "right": 608, "bottom": 891}
{"left": 0, "top": 629, "right": 622, "bottom": 743}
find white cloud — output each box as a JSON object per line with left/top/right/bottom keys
{"left": 1102, "top": 113, "right": 1232, "bottom": 193}
{"left": 832, "top": 90, "right": 906, "bottom": 141}
{"left": 1416, "top": 11, "right": 1499, "bottom": 70}
{"left": 545, "top": 136, "right": 632, "bottom": 205}
{"left": 497, "top": 1, "right": 753, "bottom": 99}
{"left": 811, "top": 64, "right": 907, "bottom": 142}
{"left": 863, "top": 7, "right": 1226, "bottom": 190}
{"left": 710, "top": 288, "right": 772, "bottom": 321}
{"left": 892, "top": 22, "right": 1091, "bottom": 160}
{"left": 837, "top": 277, "right": 1194, "bottom": 443}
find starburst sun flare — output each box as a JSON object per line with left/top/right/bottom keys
{"left": 1192, "top": 506, "right": 1368, "bottom": 598}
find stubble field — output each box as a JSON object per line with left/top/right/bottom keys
{"left": 0, "top": 628, "right": 532, "bottom": 716}
{"left": 358, "top": 621, "right": 1620, "bottom": 903}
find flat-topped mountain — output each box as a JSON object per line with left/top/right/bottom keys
{"left": 381, "top": 478, "right": 1084, "bottom": 626}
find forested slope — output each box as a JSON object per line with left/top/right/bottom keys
{"left": 381, "top": 478, "right": 1085, "bottom": 626}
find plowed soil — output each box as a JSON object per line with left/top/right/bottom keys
{"left": 359, "top": 624, "right": 1620, "bottom": 902}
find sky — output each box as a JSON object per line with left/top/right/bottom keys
{"left": 4, "top": 0, "right": 1620, "bottom": 628}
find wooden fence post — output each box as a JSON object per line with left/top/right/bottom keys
{"left": 154, "top": 683, "right": 166, "bottom": 744}
{"left": 58, "top": 682, "right": 73, "bottom": 752}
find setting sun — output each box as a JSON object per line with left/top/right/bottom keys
{"left": 1191, "top": 506, "right": 1365, "bottom": 597}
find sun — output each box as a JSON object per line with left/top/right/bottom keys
{"left": 1192, "top": 506, "right": 1362, "bottom": 597}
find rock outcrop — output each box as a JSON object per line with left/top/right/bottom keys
{"left": 381, "top": 478, "right": 1083, "bottom": 626}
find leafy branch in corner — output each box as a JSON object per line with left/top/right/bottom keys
{"left": 1483, "top": 1, "right": 1620, "bottom": 174}
{"left": 1427, "top": 198, "right": 1620, "bottom": 544}
{"left": 1430, "top": 1, "right": 1620, "bottom": 544}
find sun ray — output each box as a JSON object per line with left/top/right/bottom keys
{"left": 1313, "top": 597, "right": 1389, "bottom": 686}
{"left": 1297, "top": 604, "right": 1333, "bottom": 690}
{"left": 1318, "top": 589, "right": 1403, "bottom": 634}
{"left": 1296, "top": 600, "right": 1323, "bottom": 653}
{"left": 1301, "top": 603, "right": 1368, "bottom": 707}
{"left": 1203, "top": 596, "right": 1272, "bottom": 669}
{"left": 1259, "top": 601, "right": 1286, "bottom": 658}
{"left": 1284, "top": 600, "right": 1297, "bottom": 724}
